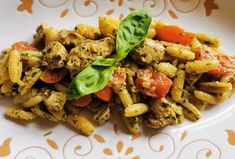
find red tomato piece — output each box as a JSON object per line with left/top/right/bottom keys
{"left": 195, "top": 49, "right": 235, "bottom": 75}
{"left": 155, "top": 25, "right": 194, "bottom": 46}
{"left": 208, "top": 55, "right": 235, "bottom": 75}
{"left": 12, "top": 41, "right": 37, "bottom": 51}
{"left": 71, "top": 95, "right": 92, "bottom": 107}
{"left": 135, "top": 69, "right": 172, "bottom": 98}
{"left": 208, "top": 65, "right": 231, "bottom": 75}
{"left": 40, "top": 68, "right": 68, "bottom": 84}
{"left": 109, "top": 70, "right": 126, "bottom": 86}
{"left": 95, "top": 86, "right": 113, "bottom": 102}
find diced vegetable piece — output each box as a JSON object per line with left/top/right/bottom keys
{"left": 12, "top": 41, "right": 37, "bottom": 51}
{"left": 135, "top": 69, "right": 172, "bottom": 98}
{"left": 71, "top": 95, "right": 92, "bottom": 107}
{"left": 155, "top": 25, "right": 193, "bottom": 46}
{"left": 40, "top": 68, "right": 67, "bottom": 84}
{"left": 195, "top": 50, "right": 235, "bottom": 75}
{"left": 95, "top": 86, "right": 113, "bottom": 102}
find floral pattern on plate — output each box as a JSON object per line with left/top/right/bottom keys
{"left": 17, "top": 0, "right": 219, "bottom": 19}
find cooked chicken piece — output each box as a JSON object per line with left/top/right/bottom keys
{"left": 131, "top": 39, "right": 165, "bottom": 65}
{"left": 66, "top": 37, "right": 115, "bottom": 76}
{"left": 58, "top": 30, "right": 86, "bottom": 46}
{"left": 43, "top": 91, "right": 67, "bottom": 112}
{"left": 145, "top": 97, "right": 184, "bottom": 129}
{"left": 42, "top": 41, "right": 68, "bottom": 70}
{"left": 34, "top": 23, "right": 88, "bottom": 47}
{"left": 93, "top": 102, "right": 112, "bottom": 125}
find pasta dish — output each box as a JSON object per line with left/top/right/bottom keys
{"left": 1, "top": 9, "right": 234, "bottom": 135}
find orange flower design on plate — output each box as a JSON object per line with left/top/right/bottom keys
{"left": 103, "top": 140, "right": 140, "bottom": 159}
{"left": 0, "top": 138, "right": 11, "bottom": 157}
{"left": 16, "top": 0, "right": 220, "bottom": 19}
{"left": 46, "top": 139, "right": 58, "bottom": 150}
{"left": 17, "top": 0, "right": 33, "bottom": 14}
{"left": 225, "top": 129, "right": 235, "bottom": 146}
{"left": 131, "top": 132, "right": 141, "bottom": 141}
{"left": 106, "top": 0, "right": 135, "bottom": 21}
{"left": 204, "top": 0, "right": 219, "bottom": 16}
{"left": 93, "top": 133, "right": 140, "bottom": 159}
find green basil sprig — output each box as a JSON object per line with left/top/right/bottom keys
{"left": 92, "top": 57, "right": 116, "bottom": 66}
{"left": 116, "top": 8, "right": 151, "bottom": 61}
{"left": 67, "top": 58, "right": 114, "bottom": 100}
{"left": 67, "top": 9, "right": 151, "bottom": 100}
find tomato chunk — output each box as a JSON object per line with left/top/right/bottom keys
{"left": 209, "top": 55, "right": 235, "bottom": 75}
{"left": 135, "top": 69, "right": 172, "bottom": 98}
{"left": 109, "top": 69, "right": 126, "bottom": 86}
{"left": 195, "top": 49, "right": 235, "bottom": 75}
{"left": 155, "top": 25, "right": 193, "bottom": 46}
{"left": 71, "top": 95, "right": 92, "bottom": 107}
{"left": 40, "top": 68, "right": 68, "bottom": 84}
{"left": 95, "top": 86, "right": 113, "bottom": 102}
{"left": 12, "top": 41, "right": 37, "bottom": 51}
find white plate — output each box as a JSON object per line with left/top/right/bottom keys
{"left": 0, "top": 0, "right": 235, "bottom": 158}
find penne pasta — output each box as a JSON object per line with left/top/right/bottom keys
{"left": 31, "top": 105, "right": 58, "bottom": 122}
{"left": 185, "top": 59, "right": 219, "bottom": 73}
{"left": 199, "top": 81, "right": 232, "bottom": 93}
{"left": 156, "top": 62, "right": 178, "bottom": 78}
{"left": 171, "top": 70, "right": 185, "bottom": 102}
{"left": 8, "top": 50, "right": 23, "bottom": 85}
{"left": 67, "top": 114, "right": 94, "bottom": 136}
{"left": 124, "top": 103, "right": 149, "bottom": 117}
{"left": 122, "top": 115, "right": 142, "bottom": 133}
{"left": 194, "top": 90, "right": 218, "bottom": 104}
{"left": 196, "top": 33, "right": 220, "bottom": 48}
{"left": 190, "top": 37, "right": 202, "bottom": 52}
{"left": 18, "top": 68, "right": 42, "bottom": 95}
{"left": 216, "top": 91, "right": 232, "bottom": 103}
{"left": 166, "top": 46, "right": 195, "bottom": 60}
{"left": 182, "top": 108, "right": 198, "bottom": 121}
{"left": 0, "top": 53, "right": 9, "bottom": 85}
{"left": 5, "top": 106, "right": 37, "bottom": 120}
{"left": 126, "top": 74, "right": 140, "bottom": 103}
{"left": 22, "top": 95, "right": 43, "bottom": 108}
{"left": 1, "top": 80, "right": 15, "bottom": 96}
{"left": 112, "top": 84, "right": 134, "bottom": 108}
{"left": 179, "top": 100, "right": 201, "bottom": 120}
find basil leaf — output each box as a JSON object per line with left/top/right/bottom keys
{"left": 67, "top": 60, "right": 114, "bottom": 100}
{"left": 92, "top": 58, "right": 116, "bottom": 67}
{"left": 67, "top": 9, "right": 152, "bottom": 100}
{"left": 116, "top": 8, "right": 152, "bottom": 61}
